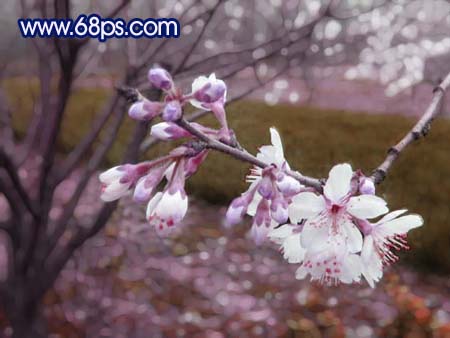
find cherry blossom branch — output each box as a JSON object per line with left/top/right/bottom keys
{"left": 371, "top": 72, "right": 450, "bottom": 184}
{"left": 176, "top": 118, "right": 323, "bottom": 191}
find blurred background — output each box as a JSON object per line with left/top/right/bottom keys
{"left": 0, "top": 0, "right": 450, "bottom": 337}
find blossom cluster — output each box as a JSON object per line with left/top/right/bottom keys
{"left": 226, "top": 129, "right": 422, "bottom": 286}
{"left": 99, "top": 67, "right": 423, "bottom": 287}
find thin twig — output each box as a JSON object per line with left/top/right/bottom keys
{"left": 176, "top": 118, "right": 323, "bottom": 191}
{"left": 371, "top": 72, "right": 450, "bottom": 184}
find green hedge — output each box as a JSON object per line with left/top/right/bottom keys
{"left": 5, "top": 79, "right": 450, "bottom": 272}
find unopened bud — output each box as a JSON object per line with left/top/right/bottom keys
{"left": 148, "top": 68, "right": 173, "bottom": 91}
{"left": 128, "top": 100, "right": 162, "bottom": 121}
{"left": 150, "top": 122, "right": 191, "bottom": 140}
{"left": 162, "top": 101, "right": 182, "bottom": 121}
{"left": 359, "top": 177, "right": 376, "bottom": 195}
{"left": 258, "top": 176, "right": 274, "bottom": 200}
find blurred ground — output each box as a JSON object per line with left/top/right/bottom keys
{"left": 36, "top": 183, "right": 450, "bottom": 337}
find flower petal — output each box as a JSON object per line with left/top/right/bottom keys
{"left": 300, "top": 214, "right": 330, "bottom": 252}
{"left": 282, "top": 233, "right": 305, "bottom": 263}
{"left": 288, "top": 192, "right": 326, "bottom": 223}
{"left": 101, "top": 181, "right": 131, "bottom": 202}
{"left": 146, "top": 192, "right": 163, "bottom": 219}
{"left": 269, "top": 127, "right": 284, "bottom": 160}
{"left": 360, "top": 236, "right": 383, "bottom": 288}
{"left": 324, "top": 163, "right": 353, "bottom": 203}
{"left": 377, "top": 209, "right": 408, "bottom": 224}
{"left": 99, "top": 166, "right": 124, "bottom": 184}
{"left": 347, "top": 195, "right": 388, "bottom": 219}
{"left": 341, "top": 218, "right": 363, "bottom": 253}
{"left": 376, "top": 214, "right": 423, "bottom": 237}
{"left": 246, "top": 191, "right": 261, "bottom": 217}
{"left": 339, "top": 253, "right": 362, "bottom": 284}
{"left": 268, "top": 224, "right": 293, "bottom": 244}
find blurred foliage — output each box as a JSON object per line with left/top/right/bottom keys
{"left": 3, "top": 78, "right": 450, "bottom": 272}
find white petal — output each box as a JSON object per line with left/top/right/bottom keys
{"left": 268, "top": 224, "right": 293, "bottom": 244}
{"left": 347, "top": 195, "right": 388, "bottom": 219}
{"left": 99, "top": 166, "right": 124, "bottom": 184}
{"left": 246, "top": 191, "right": 261, "bottom": 217}
{"left": 101, "top": 181, "right": 130, "bottom": 202}
{"left": 341, "top": 218, "right": 363, "bottom": 253}
{"left": 269, "top": 127, "right": 284, "bottom": 159}
{"left": 146, "top": 192, "right": 163, "bottom": 219}
{"left": 191, "top": 75, "right": 209, "bottom": 92}
{"left": 324, "top": 163, "right": 353, "bottom": 203}
{"left": 339, "top": 253, "right": 362, "bottom": 284}
{"left": 360, "top": 236, "right": 383, "bottom": 288}
{"left": 282, "top": 233, "right": 305, "bottom": 263}
{"left": 377, "top": 209, "right": 408, "bottom": 224}
{"left": 256, "top": 145, "right": 279, "bottom": 165}
{"left": 157, "top": 191, "right": 188, "bottom": 222}
{"left": 300, "top": 215, "right": 329, "bottom": 252}
{"left": 375, "top": 214, "right": 423, "bottom": 237}
{"left": 150, "top": 123, "right": 171, "bottom": 140}
{"left": 288, "top": 192, "right": 326, "bottom": 223}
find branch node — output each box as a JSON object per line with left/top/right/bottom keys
{"left": 412, "top": 131, "right": 421, "bottom": 140}
{"left": 433, "top": 85, "right": 445, "bottom": 94}
{"left": 116, "top": 86, "right": 141, "bottom": 103}
{"left": 372, "top": 169, "right": 386, "bottom": 183}
{"left": 184, "top": 140, "right": 207, "bottom": 155}
{"left": 422, "top": 122, "right": 432, "bottom": 136}
{"left": 387, "top": 147, "right": 399, "bottom": 155}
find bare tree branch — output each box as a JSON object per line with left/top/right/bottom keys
{"left": 176, "top": 118, "right": 324, "bottom": 190}
{"left": 172, "top": 0, "right": 223, "bottom": 75}
{"left": 371, "top": 72, "right": 450, "bottom": 183}
{"left": 0, "top": 150, "right": 37, "bottom": 218}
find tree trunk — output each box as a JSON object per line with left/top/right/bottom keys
{"left": 7, "top": 285, "right": 47, "bottom": 338}
{"left": 10, "top": 305, "right": 46, "bottom": 338}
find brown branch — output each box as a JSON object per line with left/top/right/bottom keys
{"left": 53, "top": 91, "right": 122, "bottom": 185}
{"left": 0, "top": 150, "right": 37, "bottom": 218}
{"left": 176, "top": 119, "right": 323, "bottom": 191}
{"left": 371, "top": 72, "right": 450, "bottom": 184}
{"left": 172, "top": 0, "right": 222, "bottom": 75}
{"left": 42, "top": 99, "right": 128, "bottom": 262}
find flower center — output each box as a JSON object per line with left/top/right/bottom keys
{"left": 331, "top": 204, "right": 341, "bottom": 214}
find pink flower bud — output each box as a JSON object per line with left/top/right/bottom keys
{"left": 226, "top": 194, "right": 252, "bottom": 226}
{"left": 133, "top": 177, "right": 154, "bottom": 203}
{"left": 359, "top": 177, "right": 376, "bottom": 195}
{"left": 193, "top": 80, "right": 226, "bottom": 103}
{"left": 146, "top": 190, "right": 188, "bottom": 236}
{"left": 257, "top": 176, "right": 274, "bottom": 200}
{"left": 99, "top": 165, "right": 134, "bottom": 202}
{"left": 185, "top": 150, "right": 208, "bottom": 177}
{"left": 251, "top": 199, "right": 272, "bottom": 244}
{"left": 276, "top": 173, "right": 302, "bottom": 196}
{"left": 271, "top": 196, "right": 289, "bottom": 224}
{"left": 151, "top": 122, "right": 191, "bottom": 140}
{"left": 190, "top": 74, "right": 227, "bottom": 109}
{"left": 148, "top": 68, "right": 173, "bottom": 91}
{"left": 162, "top": 101, "right": 182, "bottom": 122}
{"left": 128, "top": 100, "right": 162, "bottom": 121}
{"left": 133, "top": 165, "right": 167, "bottom": 203}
